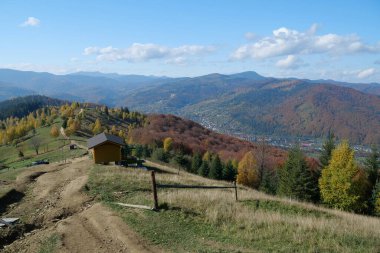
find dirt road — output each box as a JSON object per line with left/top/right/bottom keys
{"left": 1, "top": 157, "right": 159, "bottom": 253}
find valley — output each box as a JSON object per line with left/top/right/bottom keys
{"left": 1, "top": 69, "right": 379, "bottom": 145}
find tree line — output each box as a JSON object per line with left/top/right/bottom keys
{"left": 130, "top": 134, "right": 379, "bottom": 216}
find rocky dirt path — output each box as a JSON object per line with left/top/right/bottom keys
{"left": 1, "top": 156, "right": 159, "bottom": 253}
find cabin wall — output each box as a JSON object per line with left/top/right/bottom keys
{"left": 93, "top": 142, "right": 122, "bottom": 164}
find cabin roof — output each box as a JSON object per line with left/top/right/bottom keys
{"left": 87, "top": 132, "right": 125, "bottom": 149}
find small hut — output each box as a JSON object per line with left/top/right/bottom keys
{"left": 87, "top": 133, "right": 125, "bottom": 164}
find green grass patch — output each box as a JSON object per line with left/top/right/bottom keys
{"left": 0, "top": 148, "right": 87, "bottom": 181}
{"left": 0, "top": 185, "right": 11, "bottom": 198}
{"left": 0, "top": 119, "right": 63, "bottom": 165}
{"left": 38, "top": 233, "right": 60, "bottom": 253}
{"left": 0, "top": 167, "right": 30, "bottom": 181}
{"left": 243, "top": 199, "right": 334, "bottom": 218}
{"left": 0, "top": 118, "right": 87, "bottom": 181}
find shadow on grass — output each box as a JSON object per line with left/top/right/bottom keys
{"left": 157, "top": 202, "right": 200, "bottom": 216}
{"left": 0, "top": 189, "right": 25, "bottom": 215}
{"left": 144, "top": 165, "right": 177, "bottom": 175}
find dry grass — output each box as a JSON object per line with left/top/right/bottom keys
{"left": 88, "top": 161, "right": 380, "bottom": 252}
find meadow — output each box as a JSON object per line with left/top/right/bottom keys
{"left": 87, "top": 161, "right": 380, "bottom": 253}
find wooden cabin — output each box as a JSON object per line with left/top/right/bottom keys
{"left": 87, "top": 133, "right": 125, "bottom": 164}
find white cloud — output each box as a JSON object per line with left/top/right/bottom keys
{"left": 83, "top": 43, "right": 215, "bottom": 62}
{"left": 165, "top": 57, "right": 187, "bottom": 65}
{"left": 357, "top": 68, "right": 376, "bottom": 79}
{"left": 231, "top": 24, "right": 380, "bottom": 60}
{"left": 20, "top": 17, "right": 40, "bottom": 27}
{"left": 275, "top": 55, "right": 305, "bottom": 69}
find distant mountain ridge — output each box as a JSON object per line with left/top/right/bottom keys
{"left": 124, "top": 76, "right": 380, "bottom": 144}
{"left": 1, "top": 68, "right": 379, "bottom": 144}
{"left": 0, "top": 69, "right": 171, "bottom": 106}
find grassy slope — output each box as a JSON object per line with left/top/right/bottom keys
{"left": 87, "top": 161, "right": 380, "bottom": 253}
{"left": 0, "top": 118, "right": 87, "bottom": 197}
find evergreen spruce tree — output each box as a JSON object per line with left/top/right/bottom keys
{"left": 198, "top": 160, "right": 209, "bottom": 177}
{"left": 151, "top": 148, "right": 167, "bottom": 162}
{"left": 173, "top": 152, "right": 186, "bottom": 169}
{"left": 319, "top": 131, "right": 335, "bottom": 168}
{"left": 209, "top": 154, "right": 223, "bottom": 179}
{"left": 371, "top": 181, "right": 380, "bottom": 216}
{"left": 191, "top": 152, "right": 202, "bottom": 174}
{"left": 133, "top": 145, "right": 144, "bottom": 159}
{"left": 62, "top": 118, "right": 68, "bottom": 129}
{"left": 142, "top": 144, "right": 151, "bottom": 158}
{"left": 277, "top": 146, "right": 318, "bottom": 202}
{"left": 259, "top": 168, "right": 278, "bottom": 195}
{"left": 223, "top": 160, "right": 236, "bottom": 181}
{"left": 364, "top": 145, "right": 379, "bottom": 187}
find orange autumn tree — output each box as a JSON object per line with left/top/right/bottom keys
{"left": 237, "top": 151, "right": 260, "bottom": 188}
{"left": 50, "top": 125, "right": 59, "bottom": 138}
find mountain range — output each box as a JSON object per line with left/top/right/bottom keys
{"left": 0, "top": 68, "right": 379, "bottom": 144}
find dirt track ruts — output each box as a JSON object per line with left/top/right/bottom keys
{"left": 1, "top": 156, "right": 160, "bottom": 253}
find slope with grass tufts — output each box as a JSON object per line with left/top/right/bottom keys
{"left": 87, "top": 160, "right": 380, "bottom": 253}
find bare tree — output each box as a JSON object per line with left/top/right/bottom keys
{"left": 30, "top": 136, "right": 42, "bottom": 155}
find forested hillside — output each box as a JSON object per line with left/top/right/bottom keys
{"left": 0, "top": 95, "right": 64, "bottom": 120}
{"left": 126, "top": 77, "right": 380, "bottom": 144}
{"left": 1, "top": 69, "right": 379, "bottom": 144}
{"left": 129, "top": 114, "right": 285, "bottom": 163}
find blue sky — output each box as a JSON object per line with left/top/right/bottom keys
{"left": 1, "top": 0, "right": 380, "bottom": 82}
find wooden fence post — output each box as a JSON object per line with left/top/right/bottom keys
{"left": 234, "top": 181, "right": 238, "bottom": 201}
{"left": 151, "top": 171, "right": 159, "bottom": 210}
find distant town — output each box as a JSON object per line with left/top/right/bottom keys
{"left": 198, "top": 117, "right": 372, "bottom": 161}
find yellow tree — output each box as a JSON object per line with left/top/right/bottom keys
{"left": 163, "top": 137, "right": 173, "bottom": 152}
{"left": 0, "top": 131, "right": 5, "bottom": 145}
{"left": 319, "top": 141, "right": 368, "bottom": 212}
{"left": 118, "top": 130, "right": 125, "bottom": 139}
{"left": 92, "top": 119, "right": 103, "bottom": 135}
{"left": 237, "top": 151, "right": 260, "bottom": 188}
{"left": 67, "top": 117, "right": 74, "bottom": 128}
{"left": 202, "top": 151, "right": 212, "bottom": 162}
{"left": 50, "top": 125, "right": 60, "bottom": 138}
{"left": 67, "top": 119, "right": 81, "bottom": 134}
{"left": 111, "top": 125, "right": 117, "bottom": 135}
